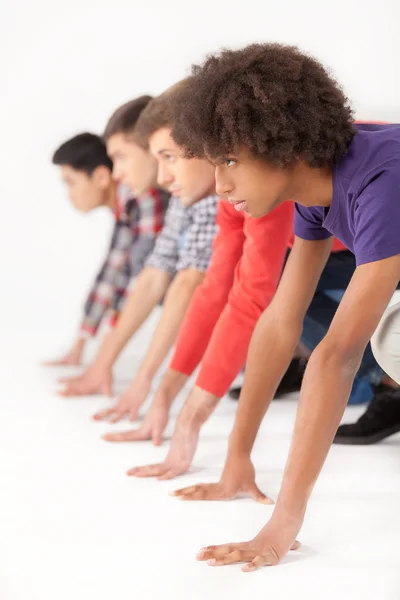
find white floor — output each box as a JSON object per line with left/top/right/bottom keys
{"left": 2, "top": 312, "right": 400, "bottom": 600}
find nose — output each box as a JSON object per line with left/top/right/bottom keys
{"left": 112, "top": 164, "right": 121, "bottom": 181}
{"left": 215, "top": 165, "right": 233, "bottom": 198}
{"left": 157, "top": 164, "right": 174, "bottom": 188}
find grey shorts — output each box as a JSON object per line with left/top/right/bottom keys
{"left": 371, "top": 301, "right": 400, "bottom": 384}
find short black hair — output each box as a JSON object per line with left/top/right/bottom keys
{"left": 171, "top": 43, "right": 355, "bottom": 168}
{"left": 103, "top": 95, "right": 153, "bottom": 142}
{"left": 52, "top": 132, "right": 112, "bottom": 174}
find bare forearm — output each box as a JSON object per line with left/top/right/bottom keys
{"left": 229, "top": 310, "right": 302, "bottom": 455}
{"left": 176, "top": 385, "right": 220, "bottom": 429}
{"left": 136, "top": 272, "right": 203, "bottom": 380}
{"left": 75, "top": 337, "right": 87, "bottom": 350}
{"left": 156, "top": 369, "right": 190, "bottom": 408}
{"left": 94, "top": 268, "right": 171, "bottom": 368}
{"left": 274, "top": 345, "right": 360, "bottom": 519}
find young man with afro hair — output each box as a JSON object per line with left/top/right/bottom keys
{"left": 117, "top": 85, "right": 391, "bottom": 478}
{"left": 166, "top": 43, "right": 400, "bottom": 570}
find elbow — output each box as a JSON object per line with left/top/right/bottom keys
{"left": 137, "top": 267, "right": 172, "bottom": 300}
{"left": 310, "top": 337, "right": 364, "bottom": 378}
{"left": 266, "top": 305, "right": 304, "bottom": 346}
{"left": 174, "top": 268, "right": 205, "bottom": 292}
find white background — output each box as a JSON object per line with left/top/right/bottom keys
{"left": 1, "top": 0, "right": 400, "bottom": 339}
{"left": 1, "top": 1, "right": 400, "bottom": 599}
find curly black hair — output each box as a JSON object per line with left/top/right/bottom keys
{"left": 171, "top": 43, "right": 355, "bottom": 168}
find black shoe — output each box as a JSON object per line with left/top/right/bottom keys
{"left": 333, "top": 384, "right": 400, "bottom": 445}
{"left": 274, "top": 358, "right": 307, "bottom": 398}
{"left": 228, "top": 386, "right": 242, "bottom": 400}
{"left": 228, "top": 358, "right": 307, "bottom": 401}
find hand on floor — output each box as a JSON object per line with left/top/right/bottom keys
{"left": 171, "top": 455, "right": 273, "bottom": 503}
{"left": 57, "top": 364, "right": 113, "bottom": 397}
{"left": 126, "top": 422, "right": 200, "bottom": 479}
{"left": 93, "top": 373, "right": 152, "bottom": 423}
{"left": 42, "top": 338, "right": 85, "bottom": 367}
{"left": 197, "top": 536, "right": 301, "bottom": 571}
{"left": 101, "top": 401, "right": 169, "bottom": 446}
{"left": 197, "top": 515, "right": 302, "bottom": 571}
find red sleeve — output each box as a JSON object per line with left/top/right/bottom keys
{"left": 169, "top": 201, "right": 245, "bottom": 377}
{"left": 194, "top": 201, "right": 294, "bottom": 396}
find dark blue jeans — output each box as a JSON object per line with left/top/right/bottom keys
{"left": 300, "top": 250, "right": 384, "bottom": 403}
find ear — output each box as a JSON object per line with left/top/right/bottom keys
{"left": 92, "top": 165, "right": 112, "bottom": 190}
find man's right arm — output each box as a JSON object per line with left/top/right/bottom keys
{"left": 91, "top": 267, "right": 172, "bottom": 369}
{"left": 229, "top": 237, "right": 333, "bottom": 449}
{"left": 172, "top": 236, "right": 333, "bottom": 500}
{"left": 58, "top": 267, "right": 172, "bottom": 397}
{"left": 95, "top": 197, "right": 188, "bottom": 370}
{"left": 58, "top": 198, "right": 184, "bottom": 396}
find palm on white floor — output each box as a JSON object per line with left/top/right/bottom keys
{"left": 42, "top": 338, "right": 85, "bottom": 367}
{"left": 93, "top": 374, "right": 151, "bottom": 423}
{"left": 102, "top": 402, "right": 169, "bottom": 446}
{"left": 57, "top": 365, "right": 113, "bottom": 397}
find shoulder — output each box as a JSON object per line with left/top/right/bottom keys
{"left": 190, "top": 195, "right": 219, "bottom": 219}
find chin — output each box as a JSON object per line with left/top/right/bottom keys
{"left": 251, "top": 203, "right": 277, "bottom": 218}
{"left": 246, "top": 207, "right": 264, "bottom": 218}
{"left": 179, "top": 195, "right": 197, "bottom": 207}
{"left": 73, "top": 204, "right": 90, "bottom": 214}
{"left": 130, "top": 186, "right": 142, "bottom": 195}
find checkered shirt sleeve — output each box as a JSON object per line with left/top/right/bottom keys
{"left": 80, "top": 187, "right": 168, "bottom": 337}
{"left": 146, "top": 195, "right": 218, "bottom": 275}
{"left": 145, "top": 196, "right": 188, "bottom": 275}
{"left": 176, "top": 195, "right": 218, "bottom": 272}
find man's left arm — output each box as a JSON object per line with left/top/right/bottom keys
{"left": 123, "top": 201, "right": 294, "bottom": 475}
{"left": 167, "top": 200, "right": 294, "bottom": 417}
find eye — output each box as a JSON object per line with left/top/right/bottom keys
{"left": 165, "top": 154, "right": 176, "bottom": 163}
{"left": 225, "top": 158, "right": 236, "bottom": 167}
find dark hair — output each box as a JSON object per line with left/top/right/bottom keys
{"left": 52, "top": 133, "right": 112, "bottom": 174}
{"left": 134, "top": 81, "right": 189, "bottom": 148}
{"left": 103, "top": 95, "right": 153, "bottom": 142}
{"left": 171, "top": 43, "right": 355, "bottom": 168}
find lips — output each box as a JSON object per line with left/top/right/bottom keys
{"left": 231, "top": 200, "right": 247, "bottom": 212}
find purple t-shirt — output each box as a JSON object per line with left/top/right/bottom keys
{"left": 295, "top": 123, "right": 400, "bottom": 265}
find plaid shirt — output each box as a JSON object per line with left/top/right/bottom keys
{"left": 80, "top": 186, "right": 169, "bottom": 337}
{"left": 145, "top": 195, "right": 218, "bottom": 276}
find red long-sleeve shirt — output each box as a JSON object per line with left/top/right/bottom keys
{"left": 169, "top": 199, "right": 294, "bottom": 397}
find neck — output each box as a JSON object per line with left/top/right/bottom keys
{"left": 203, "top": 183, "right": 217, "bottom": 199}
{"left": 290, "top": 163, "right": 333, "bottom": 208}
{"left": 104, "top": 180, "right": 118, "bottom": 210}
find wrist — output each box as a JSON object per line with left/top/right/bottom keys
{"left": 177, "top": 386, "right": 219, "bottom": 430}
{"left": 272, "top": 494, "right": 307, "bottom": 525}
{"left": 94, "top": 332, "right": 119, "bottom": 370}
{"left": 270, "top": 507, "right": 306, "bottom": 533}
{"left": 156, "top": 369, "right": 189, "bottom": 408}
{"left": 227, "top": 428, "right": 253, "bottom": 458}
{"left": 133, "top": 368, "right": 153, "bottom": 385}
{"left": 92, "top": 353, "right": 113, "bottom": 372}
{"left": 77, "top": 333, "right": 90, "bottom": 348}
